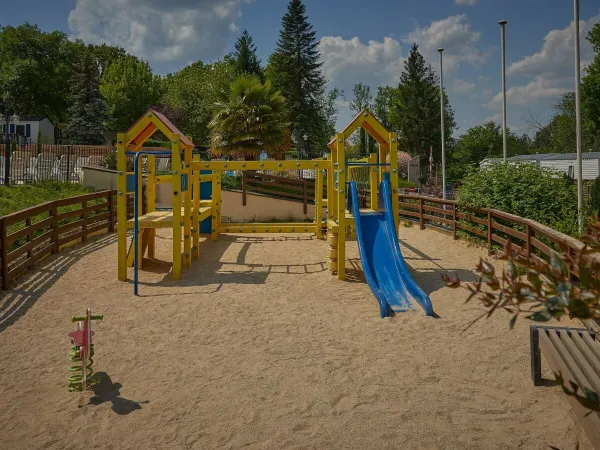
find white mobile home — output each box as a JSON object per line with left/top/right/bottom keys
{"left": 539, "top": 152, "right": 600, "bottom": 181}
{"left": 0, "top": 115, "right": 56, "bottom": 144}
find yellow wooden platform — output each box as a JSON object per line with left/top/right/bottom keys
{"left": 127, "top": 207, "right": 212, "bottom": 229}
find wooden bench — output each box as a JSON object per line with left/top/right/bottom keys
{"left": 531, "top": 325, "right": 600, "bottom": 448}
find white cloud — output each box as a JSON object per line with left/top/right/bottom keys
{"left": 452, "top": 79, "right": 476, "bottom": 95}
{"left": 319, "top": 36, "right": 406, "bottom": 91}
{"left": 455, "top": 0, "right": 478, "bottom": 5}
{"left": 486, "top": 76, "right": 571, "bottom": 109}
{"left": 405, "top": 15, "right": 486, "bottom": 72}
{"left": 507, "top": 12, "right": 600, "bottom": 78}
{"left": 68, "top": 0, "right": 253, "bottom": 65}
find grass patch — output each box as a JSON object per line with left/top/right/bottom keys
{"left": 0, "top": 183, "right": 95, "bottom": 217}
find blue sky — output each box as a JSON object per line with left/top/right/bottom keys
{"left": 3, "top": 0, "right": 600, "bottom": 137}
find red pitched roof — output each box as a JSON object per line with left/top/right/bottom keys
{"left": 127, "top": 108, "right": 194, "bottom": 147}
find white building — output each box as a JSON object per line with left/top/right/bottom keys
{"left": 480, "top": 152, "right": 600, "bottom": 180}
{"left": 0, "top": 115, "right": 56, "bottom": 143}
{"left": 539, "top": 153, "right": 600, "bottom": 181}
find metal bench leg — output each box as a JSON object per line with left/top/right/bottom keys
{"left": 530, "top": 325, "right": 542, "bottom": 386}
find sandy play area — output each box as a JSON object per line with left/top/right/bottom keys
{"left": 0, "top": 226, "right": 593, "bottom": 449}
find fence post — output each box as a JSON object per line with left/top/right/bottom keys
{"left": 525, "top": 223, "right": 531, "bottom": 257}
{"left": 487, "top": 210, "right": 492, "bottom": 254}
{"left": 452, "top": 203, "right": 457, "bottom": 240}
{"left": 81, "top": 200, "right": 88, "bottom": 242}
{"left": 108, "top": 191, "right": 115, "bottom": 233}
{"left": 25, "top": 217, "right": 32, "bottom": 258}
{"left": 419, "top": 198, "right": 424, "bottom": 230}
{"left": 1, "top": 218, "right": 8, "bottom": 289}
{"left": 242, "top": 171, "right": 247, "bottom": 206}
{"left": 66, "top": 145, "right": 71, "bottom": 183}
{"left": 303, "top": 179, "right": 308, "bottom": 215}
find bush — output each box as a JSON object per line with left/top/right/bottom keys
{"left": 456, "top": 162, "right": 579, "bottom": 236}
{"left": 590, "top": 177, "right": 600, "bottom": 215}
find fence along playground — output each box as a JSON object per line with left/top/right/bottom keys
{"left": 116, "top": 108, "right": 433, "bottom": 317}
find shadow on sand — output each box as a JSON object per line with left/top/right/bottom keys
{"left": 135, "top": 234, "right": 329, "bottom": 297}
{"left": 0, "top": 234, "right": 117, "bottom": 335}
{"left": 83, "top": 372, "right": 149, "bottom": 415}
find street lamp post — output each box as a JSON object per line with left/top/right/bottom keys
{"left": 499, "top": 20, "right": 508, "bottom": 162}
{"left": 438, "top": 48, "right": 446, "bottom": 200}
{"left": 574, "top": 0, "right": 584, "bottom": 232}
{"left": 2, "top": 103, "right": 10, "bottom": 185}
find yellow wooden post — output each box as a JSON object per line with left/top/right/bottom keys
{"left": 389, "top": 132, "right": 400, "bottom": 231}
{"left": 369, "top": 153, "right": 378, "bottom": 209}
{"left": 192, "top": 154, "right": 200, "bottom": 259}
{"left": 378, "top": 143, "right": 387, "bottom": 185}
{"left": 211, "top": 170, "right": 221, "bottom": 240}
{"left": 171, "top": 135, "right": 182, "bottom": 280}
{"left": 117, "top": 133, "right": 127, "bottom": 281}
{"left": 315, "top": 166, "right": 323, "bottom": 239}
{"left": 336, "top": 133, "right": 346, "bottom": 280}
{"left": 183, "top": 146, "right": 192, "bottom": 269}
{"left": 136, "top": 154, "right": 144, "bottom": 269}
{"left": 330, "top": 151, "right": 338, "bottom": 222}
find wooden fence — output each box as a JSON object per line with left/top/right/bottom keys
{"left": 398, "top": 194, "right": 600, "bottom": 279}
{"left": 242, "top": 171, "right": 317, "bottom": 214}
{"left": 0, "top": 190, "right": 137, "bottom": 289}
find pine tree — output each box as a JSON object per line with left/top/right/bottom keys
{"left": 232, "top": 30, "right": 262, "bottom": 77}
{"left": 65, "top": 52, "right": 108, "bottom": 145}
{"left": 349, "top": 82, "right": 373, "bottom": 157}
{"left": 269, "top": 0, "right": 326, "bottom": 156}
{"left": 389, "top": 44, "right": 455, "bottom": 166}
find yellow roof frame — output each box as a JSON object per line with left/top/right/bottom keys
{"left": 328, "top": 109, "right": 390, "bottom": 151}
{"left": 124, "top": 108, "right": 194, "bottom": 151}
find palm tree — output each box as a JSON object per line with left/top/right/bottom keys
{"left": 209, "top": 75, "right": 288, "bottom": 158}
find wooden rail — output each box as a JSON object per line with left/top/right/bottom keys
{"left": 242, "top": 171, "right": 317, "bottom": 214}
{"left": 398, "top": 194, "right": 600, "bottom": 278}
{"left": 0, "top": 190, "right": 138, "bottom": 289}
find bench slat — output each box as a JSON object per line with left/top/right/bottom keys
{"left": 560, "top": 332, "right": 600, "bottom": 396}
{"left": 584, "top": 333, "right": 600, "bottom": 361}
{"left": 549, "top": 330, "right": 592, "bottom": 396}
{"left": 571, "top": 332, "right": 600, "bottom": 382}
{"left": 539, "top": 331, "right": 600, "bottom": 448}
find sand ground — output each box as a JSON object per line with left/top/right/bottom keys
{"left": 0, "top": 227, "right": 592, "bottom": 449}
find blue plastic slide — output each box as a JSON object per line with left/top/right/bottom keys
{"left": 348, "top": 174, "right": 433, "bottom": 318}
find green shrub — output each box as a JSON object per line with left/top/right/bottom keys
{"left": 456, "top": 162, "right": 579, "bottom": 236}
{"left": 398, "top": 179, "right": 417, "bottom": 189}
{"left": 590, "top": 177, "right": 600, "bottom": 215}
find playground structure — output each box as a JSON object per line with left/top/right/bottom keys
{"left": 116, "top": 108, "right": 432, "bottom": 316}
{"left": 67, "top": 308, "right": 103, "bottom": 391}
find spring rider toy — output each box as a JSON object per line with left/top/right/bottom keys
{"left": 67, "top": 308, "right": 103, "bottom": 391}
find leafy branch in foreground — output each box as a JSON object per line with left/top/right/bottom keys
{"left": 442, "top": 217, "right": 600, "bottom": 411}
{"left": 443, "top": 217, "right": 600, "bottom": 330}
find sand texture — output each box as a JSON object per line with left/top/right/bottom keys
{"left": 0, "top": 227, "right": 593, "bottom": 449}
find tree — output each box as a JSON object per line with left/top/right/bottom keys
{"left": 64, "top": 51, "right": 108, "bottom": 145}
{"left": 209, "top": 75, "right": 288, "bottom": 158}
{"left": 373, "top": 86, "right": 394, "bottom": 129}
{"left": 232, "top": 30, "right": 262, "bottom": 78}
{"left": 457, "top": 162, "right": 578, "bottom": 236}
{"left": 450, "top": 121, "right": 532, "bottom": 179}
{"left": 89, "top": 44, "right": 128, "bottom": 76}
{"left": 100, "top": 55, "right": 163, "bottom": 131}
{"left": 389, "top": 44, "right": 455, "bottom": 166}
{"left": 582, "top": 23, "right": 600, "bottom": 147}
{"left": 269, "top": 0, "right": 326, "bottom": 155}
{"left": 0, "top": 23, "right": 81, "bottom": 123}
{"left": 312, "top": 87, "right": 343, "bottom": 155}
{"left": 163, "top": 58, "right": 238, "bottom": 145}
{"left": 350, "top": 83, "right": 374, "bottom": 157}
{"left": 532, "top": 93, "right": 598, "bottom": 153}
{"left": 590, "top": 176, "right": 600, "bottom": 216}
